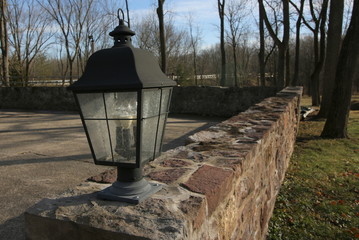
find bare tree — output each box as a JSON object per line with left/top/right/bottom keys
{"left": 239, "top": 36, "right": 256, "bottom": 86}
{"left": 133, "top": 11, "right": 189, "bottom": 81}
{"left": 294, "top": 0, "right": 329, "bottom": 105}
{"left": 157, "top": 0, "right": 166, "bottom": 73}
{"left": 77, "top": 1, "right": 113, "bottom": 74}
{"left": 165, "top": 19, "right": 190, "bottom": 77}
{"left": 0, "top": 0, "right": 9, "bottom": 86}
{"left": 254, "top": 0, "right": 278, "bottom": 87}
{"left": 225, "top": 0, "right": 249, "bottom": 87}
{"left": 321, "top": 0, "right": 359, "bottom": 138}
{"left": 311, "top": 0, "right": 329, "bottom": 106}
{"left": 258, "top": 0, "right": 290, "bottom": 89}
{"left": 290, "top": 0, "right": 305, "bottom": 86}
{"left": 7, "top": 0, "right": 52, "bottom": 86}
{"left": 133, "top": 13, "right": 158, "bottom": 52}
{"left": 218, "top": 0, "right": 226, "bottom": 86}
{"left": 40, "top": 0, "right": 94, "bottom": 84}
{"left": 317, "top": 0, "right": 344, "bottom": 117}
{"left": 187, "top": 13, "right": 201, "bottom": 85}
{"left": 198, "top": 46, "right": 221, "bottom": 85}
{"left": 258, "top": 0, "right": 266, "bottom": 86}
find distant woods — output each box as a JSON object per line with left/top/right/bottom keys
{"left": 0, "top": 0, "right": 358, "bottom": 94}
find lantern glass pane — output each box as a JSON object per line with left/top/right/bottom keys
{"left": 76, "top": 92, "right": 138, "bottom": 165}
{"left": 142, "top": 89, "right": 161, "bottom": 118}
{"left": 141, "top": 116, "right": 159, "bottom": 162}
{"left": 104, "top": 92, "right": 137, "bottom": 119}
{"left": 77, "top": 93, "right": 106, "bottom": 119}
{"left": 84, "top": 119, "right": 112, "bottom": 161}
{"left": 160, "top": 88, "right": 171, "bottom": 113}
{"left": 108, "top": 120, "right": 137, "bottom": 164}
{"left": 154, "top": 114, "right": 167, "bottom": 155}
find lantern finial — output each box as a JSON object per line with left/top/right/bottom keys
{"left": 109, "top": 8, "right": 135, "bottom": 47}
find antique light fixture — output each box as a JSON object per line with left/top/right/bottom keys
{"left": 68, "top": 10, "right": 176, "bottom": 203}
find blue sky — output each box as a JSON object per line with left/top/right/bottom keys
{"left": 124, "top": 0, "right": 221, "bottom": 48}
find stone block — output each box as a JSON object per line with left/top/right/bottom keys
{"left": 148, "top": 168, "right": 190, "bottom": 184}
{"left": 87, "top": 168, "right": 116, "bottom": 184}
{"left": 179, "top": 196, "right": 207, "bottom": 230}
{"left": 182, "top": 165, "right": 234, "bottom": 215}
{"left": 25, "top": 183, "right": 188, "bottom": 240}
{"left": 159, "top": 159, "right": 192, "bottom": 168}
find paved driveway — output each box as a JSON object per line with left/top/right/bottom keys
{"left": 0, "top": 110, "right": 223, "bottom": 239}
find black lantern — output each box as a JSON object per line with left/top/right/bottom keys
{"left": 68, "top": 10, "right": 176, "bottom": 203}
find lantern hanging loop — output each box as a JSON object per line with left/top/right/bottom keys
{"left": 117, "top": 8, "right": 125, "bottom": 21}
{"left": 117, "top": 8, "right": 125, "bottom": 24}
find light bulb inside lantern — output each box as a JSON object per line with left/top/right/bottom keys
{"left": 109, "top": 92, "right": 138, "bottom": 163}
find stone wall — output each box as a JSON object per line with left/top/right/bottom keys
{"left": 171, "top": 86, "right": 277, "bottom": 117}
{"left": 0, "top": 86, "right": 277, "bottom": 117}
{"left": 25, "top": 87, "right": 302, "bottom": 240}
{"left": 0, "top": 87, "right": 75, "bottom": 111}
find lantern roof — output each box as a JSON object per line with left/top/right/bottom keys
{"left": 68, "top": 12, "right": 176, "bottom": 93}
{"left": 68, "top": 45, "right": 176, "bottom": 92}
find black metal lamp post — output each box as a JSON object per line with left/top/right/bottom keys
{"left": 68, "top": 10, "right": 176, "bottom": 204}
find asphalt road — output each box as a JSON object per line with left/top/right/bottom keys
{"left": 0, "top": 110, "right": 223, "bottom": 240}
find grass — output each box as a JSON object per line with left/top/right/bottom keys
{"left": 267, "top": 97, "right": 359, "bottom": 240}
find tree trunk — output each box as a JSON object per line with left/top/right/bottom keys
{"left": 259, "top": 0, "right": 289, "bottom": 90}
{"left": 277, "top": 46, "right": 286, "bottom": 89}
{"left": 193, "top": 49, "right": 198, "bottom": 85}
{"left": 310, "top": 63, "right": 321, "bottom": 106}
{"left": 188, "top": 14, "right": 199, "bottom": 86}
{"left": 310, "top": 0, "right": 328, "bottom": 106}
{"left": 281, "top": 0, "right": 290, "bottom": 88}
{"left": 285, "top": 48, "right": 290, "bottom": 86}
{"left": 321, "top": 0, "right": 359, "bottom": 138}
{"left": 317, "top": 0, "right": 344, "bottom": 117}
{"left": 0, "top": 0, "right": 9, "bottom": 87}
{"left": 25, "top": 60, "right": 30, "bottom": 86}
{"left": 157, "top": 0, "right": 166, "bottom": 73}
{"left": 218, "top": 0, "right": 226, "bottom": 86}
{"left": 258, "top": 1, "right": 265, "bottom": 86}
{"left": 233, "top": 44, "right": 238, "bottom": 87}
{"left": 65, "top": 39, "right": 74, "bottom": 84}
{"left": 69, "top": 60, "right": 73, "bottom": 84}
{"left": 292, "top": 0, "right": 304, "bottom": 86}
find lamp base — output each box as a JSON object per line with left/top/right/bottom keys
{"left": 97, "top": 178, "right": 162, "bottom": 204}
